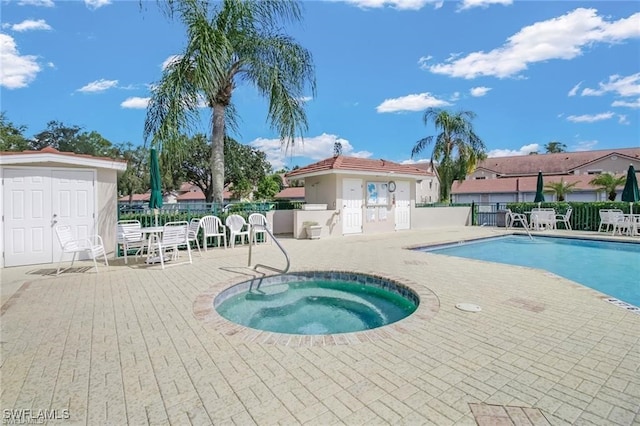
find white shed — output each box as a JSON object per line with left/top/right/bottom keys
{"left": 1, "top": 147, "right": 127, "bottom": 268}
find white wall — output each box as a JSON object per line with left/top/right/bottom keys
{"left": 411, "top": 206, "right": 472, "bottom": 228}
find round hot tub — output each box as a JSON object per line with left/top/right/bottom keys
{"left": 214, "top": 271, "right": 419, "bottom": 335}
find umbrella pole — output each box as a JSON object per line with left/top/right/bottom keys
{"left": 154, "top": 209, "right": 159, "bottom": 227}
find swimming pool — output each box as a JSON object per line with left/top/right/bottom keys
{"left": 417, "top": 236, "right": 640, "bottom": 307}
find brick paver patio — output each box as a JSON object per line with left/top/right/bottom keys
{"left": 1, "top": 227, "right": 639, "bottom": 425}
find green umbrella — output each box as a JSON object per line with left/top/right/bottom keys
{"left": 621, "top": 164, "right": 639, "bottom": 214}
{"left": 534, "top": 171, "right": 545, "bottom": 203}
{"left": 149, "top": 148, "right": 163, "bottom": 226}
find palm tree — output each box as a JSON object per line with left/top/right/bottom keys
{"left": 589, "top": 173, "right": 626, "bottom": 201}
{"left": 544, "top": 178, "right": 578, "bottom": 202}
{"left": 411, "top": 108, "right": 486, "bottom": 202}
{"left": 144, "top": 0, "right": 316, "bottom": 204}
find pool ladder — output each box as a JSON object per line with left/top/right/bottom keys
{"left": 247, "top": 225, "right": 290, "bottom": 278}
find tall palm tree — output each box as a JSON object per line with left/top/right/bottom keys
{"left": 411, "top": 108, "right": 486, "bottom": 202}
{"left": 544, "top": 178, "right": 578, "bottom": 202}
{"left": 144, "top": 0, "right": 316, "bottom": 204}
{"left": 589, "top": 173, "right": 626, "bottom": 201}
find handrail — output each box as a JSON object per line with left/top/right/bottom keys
{"left": 247, "top": 225, "right": 290, "bottom": 278}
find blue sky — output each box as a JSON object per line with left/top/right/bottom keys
{"left": 1, "top": 0, "right": 639, "bottom": 170}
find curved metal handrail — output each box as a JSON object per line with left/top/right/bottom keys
{"left": 247, "top": 225, "right": 290, "bottom": 275}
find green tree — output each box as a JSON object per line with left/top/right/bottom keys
{"left": 177, "top": 133, "right": 272, "bottom": 202}
{"left": 117, "top": 143, "right": 149, "bottom": 201}
{"left": 544, "top": 178, "right": 578, "bottom": 202}
{"left": 231, "top": 177, "right": 252, "bottom": 200}
{"left": 411, "top": 108, "right": 486, "bottom": 202}
{"left": 545, "top": 141, "right": 567, "bottom": 153}
{"left": 0, "top": 112, "right": 30, "bottom": 151}
{"left": 589, "top": 173, "right": 626, "bottom": 201}
{"left": 144, "top": 0, "right": 316, "bottom": 205}
{"left": 254, "top": 174, "right": 283, "bottom": 200}
{"left": 31, "top": 121, "right": 82, "bottom": 151}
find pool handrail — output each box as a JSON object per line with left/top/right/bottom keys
{"left": 247, "top": 224, "right": 290, "bottom": 277}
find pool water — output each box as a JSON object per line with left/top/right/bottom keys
{"left": 418, "top": 236, "right": 640, "bottom": 307}
{"left": 216, "top": 280, "right": 417, "bottom": 335}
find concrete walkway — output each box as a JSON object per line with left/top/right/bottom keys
{"left": 1, "top": 227, "right": 638, "bottom": 425}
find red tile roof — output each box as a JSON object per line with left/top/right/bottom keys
{"left": 118, "top": 193, "right": 150, "bottom": 202}
{"left": 452, "top": 173, "right": 634, "bottom": 194}
{"left": 274, "top": 187, "right": 305, "bottom": 199}
{"left": 286, "top": 155, "right": 434, "bottom": 178}
{"left": 1, "top": 146, "right": 127, "bottom": 164}
{"left": 477, "top": 148, "right": 640, "bottom": 176}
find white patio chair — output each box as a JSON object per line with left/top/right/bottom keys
{"left": 117, "top": 219, "right": 148, "bottom": 264}
{"left": 147, "top": 221, "right": 192, "bottom": 269}
{"left": 505, "top": 209, "right": 528, "bottom": 230}
{"left": 248, "top": 213, "right": 271, "bottom": 244}
{"left": 200, "top": 215, "right": 227, "bottom": 250}
{"left": 611, "top": 211, "right": 632, "bottom": 236}
{"left": 598, "top": 209, "right": 622, "bottom": 233}
{"left": 186, "top": 218, "right": 202, "bottom": 256}
{"left": 530, "top": 208, "right": 556, "bottom": 230}
{"left": 55, "top": 224, "right": 108, "bottom": 275}
{"left": 225, "top": 214, "right": 250, "bottom": 248}
{"left": 554, "top": 208, "right": 572, "bottom": 230}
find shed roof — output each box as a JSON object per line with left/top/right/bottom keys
{"left": 286, "top": 155, "right": 434, "bottom": 179}
{"left": 0, "top": 146, "right": 127, "bottom": 171}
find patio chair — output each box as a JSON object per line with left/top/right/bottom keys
{"left": 554, "top": 208, "right": 572, "bottom": 230}
{"left": 530, "top": 208, "right": 556, "bottom": 230}
{"left": 186, "top": 218, "right": 202, "bottom": 256}
{"left": 505, "top": 209, "right": 529, "bottom": 230}
{"left": 598, "top": 209, "right": 622, "bottom": 232}
{"left": 611, "top": 211, "right": 632, "bottom": 236}
{"left": 116, "top": 219, "right": 148, "bottom": 264}
{"left": 200, "top": 215, "right": 227, "bottom": 250}
{"left": 248, "top": 213, "right": 271, "bottom": 245}
{"left": 225, "top": 214, "right": 250, "bottom": 248}
{"left": 55, "top": 224, "right": 109, "bottom": 275}
{"left": 147, "top": 221, "right": 192, "bottom": 269}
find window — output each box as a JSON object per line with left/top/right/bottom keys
{"left": 587, "top": 170, "right": 602, "bottom": 175}
{"left": 475, "top": 176, "right": 486, "bottom": 180}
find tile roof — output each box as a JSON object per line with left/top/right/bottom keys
{"left": 285, "top": 155, "right": 435, "bottom": 178}
{"left": 274, "top": 187, "right": 305, "bottom": 199}
{"left": 452, "top": 173, "right": 636, "bottom": 194}
{"left": 118, "top": 193, "right": 150, "bottom": 202}
{"left": 1, "top": 146, "right": 127, "bottom": 165}
{"left": 477, "top": 148, "right": 640, "bottom": 176}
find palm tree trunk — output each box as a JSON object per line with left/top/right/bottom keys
{"left": 210, "top": 103, "right": 226, "bottom": 205}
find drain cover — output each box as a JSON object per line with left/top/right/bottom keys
{"left": 456, "top": 303, "right": 481, "bottom": 312}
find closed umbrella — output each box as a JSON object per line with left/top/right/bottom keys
{"left": 534, "top": 170, "right": 545, "bottom": 205}
{"left": 621, "top": 164, "right": 639, "bottom": 214}
{"left": 149, "top": 148, "right": 163, "bottom": 226}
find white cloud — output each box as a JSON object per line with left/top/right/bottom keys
{"left": 161, "top": 54, "right": 182, "bottom": 70}
{"left": 487, "top": 143, "right": 539, "bottom": 157}
{"left": 458, "top": 0, "right": 512, "bottom": 11}
{"left": 85, "top": 0, "right": 111, "bottom": 9}
{"left": 341, "top": 0, "right": 442, "bottom": 11}
{"left": 376, "top": 92, "right": 451, "bottom": 113}
{"left": 568, "top": 81, "right": 581, "bottom": 97}
{"left": 470, "top": 86, "right": 491, "bottom": 97}
{"left": 566, "top": 112, "right": 614, "bottom": 123}
{"left": 618, "top": 115, "right": 630, "bottom": 125}
{"left": 121, "top": 97, "right": 150, "bottom": 109}
{"left": 450, "top": 91, "right": 460, "bottom": 101}
{"left": 17, "top": 0, "right": 54, "bottom": 6}
{"left": 573, "top": 140, "right": 598, "bottom": 151}
{"left": 298, "top": 96, "right": 313, "bottom": 103}
{"left": 77, "top": 79, "right": 118, "bottom": 93}
{"left": 0, "top": 33, "right": 41, "bottom": 89}
{"left": 612, "top": 98, "right": 640, "bottom": 108}
{"left": 581, "top": 73, "right": 640, "bottom": 98}
{"left": 426, "top": 9, "right": 640, "bottom": 79}
{"left": 249, "top": 133, "right": 372, "bottom": 170}
{"left": 10, "top": 19, "right": 52, "bottom": 32}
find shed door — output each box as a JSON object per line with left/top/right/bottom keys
{"left": 342, "top": 178, "right": 362, "bottom": 234}
{"left": 394, "top": 180, "right": 411, "bottom": 230}
{"left": 3, "top": 168, "right": 95, "bottom": 267}
{"left": 3, "top": 169, "right": 53, "bottom": 266}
